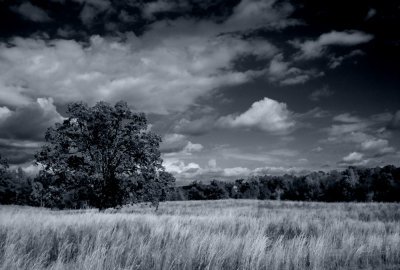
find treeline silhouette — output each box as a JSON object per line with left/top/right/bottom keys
{"left": 1, "top": 165, "right": 400, "bottom": 208}
{"left": 168, "top": 165, "right": 400, "bottom": 202}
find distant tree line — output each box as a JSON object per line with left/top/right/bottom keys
{"left": 1, "top": 161, "right": 400, "bottom": 207}
{"left": 167, "top": 166, "right": 400, "bottom": 202}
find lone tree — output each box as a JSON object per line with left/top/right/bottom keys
{"left": 35, "top": 101, "right": 174, "bottom": 209}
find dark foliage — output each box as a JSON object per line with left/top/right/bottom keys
{"left": 169, "top": 166, "right": 400, "bottom": 202}
{"left": 0, "top": 101, "right": 176, "bottom": 209}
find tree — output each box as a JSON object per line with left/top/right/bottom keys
{"left": 0, "top": 154, "right": 12, "bottom": 204}
{"left": 158, "top": 171, "right": 176, "bottom": 202}
{"left": 35, "top": 101, "right": 168, "bottom": 209}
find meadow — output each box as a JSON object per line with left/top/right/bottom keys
{"left": 0, "top": 200, "right": 400, "bottom": 270}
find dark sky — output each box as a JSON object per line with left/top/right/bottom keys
{"left": 0, "top": 0, "right": 399, "bottom": 182}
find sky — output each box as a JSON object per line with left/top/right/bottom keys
{"left": 0, "top": 0, "right": 399, "bottom": 183}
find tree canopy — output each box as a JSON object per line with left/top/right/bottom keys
{"left": 35, "top": 101, "right": 172, "bottom": 209}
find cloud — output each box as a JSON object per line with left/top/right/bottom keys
{"left": 0, "top": 138, "right": 42, "bottom": 164}
{"left": 339, "top": 152, "right": 371, "bottom": 167}
{"left": 360, "top": 138, "right": 395, "bottom": 156}
{"left": 326, "top": 112, "right": 396, "bottom": 142}
{"left": 208, "top": 159, "right": 217, "bottom": 169}
{"left": 0, "top": 0, "right": 301, "bottom": 115}
{"left": 11, "top": 2, "right": 52, "bottom": 22}
{"left": 77, "top": 0, "right": 111, "bottom": 26}
{"left": 311, "top": 146, "right": 323, "bottom": 152}
{"left": 309, "top": 86, "right": 334, "bottom": 101}
{"left": 280, "top": 74, "right": 312, "bottom": 85}
{"left": 267, "top": 54, "right": 323, "bottom": 85}
{"left": 388, "top": 111, "right": 400, "bottom": 130}
{"left": 325, "top": 113, "right": 377, "bottom": 142}
{"left": 299, "top": 107, "right": 330, "bottom": 119}
{"left": 163, "top": 157, "right": 308, "bottom": 182}
{"left": 365, "top": 8, "right": 377, "bottom": 20}
{"left": 17, "top": 162, "right": 41, "bottom": 176}
{"left": 173, "top": 115, "right": 217, "bottom": 136}
{"left": 0, "top": 33, "right": 275, "bottom": 114}
{"left": 333, "top": 113, "right": 363, "bottom": 123}
{"left": 183, "top": 141, "right": 204, "bottom": 153}
{"left": 218, "top": 97, "right": 295, "bottom": 134}
{"left": 0, "top": 98, "right": 64, "bottom": 141}
{"left": 360, "top": 138, "right": 388, "bottom": 151}
{"left": 324, "top": 112, "right": 398, "bottom": 166}
{"left": 221, "top": 0, "right": 299, "bottom": 31}
{"left": 160, "top": 133, "right": 188, "bottom": 153}
{"left": 292, "top": 30, "right": 373, "bottom": 59}
{"left": 163, "top": 158, "right": 202, "bottom": 179}
{"left": 160, "top": 133, "right": 203, "bottom": 155}
{"left": 328, "top": 49, "right": 364, "bottom": 69}
{"left": 142, "top": 0, "right": 190, "bottom": 19}
{"left": 0, "top": 107, "right": 12, "bottom": 122}
{"left": 342, "top": 152, "right": 364, "bottom": 162}
{"left": 222, "top": 167, "right": 250, "bottom": 177}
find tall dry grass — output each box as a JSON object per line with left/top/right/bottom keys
{"left": 1, "top": 200, "right": 400, "bottom": 270}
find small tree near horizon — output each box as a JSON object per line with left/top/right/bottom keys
{"left": 35, "top": 101, "right": 173, "bottom": 209}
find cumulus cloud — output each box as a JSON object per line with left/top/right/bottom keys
{"left": 218, "top": 97, "right": 295, "bottom": 134}
{"left": 309, "top": 86, "right": 334, "bottom": 101}
{"left": 11, "top": 2, "right": 52, "bottom": 22}
{"left": 292, "top": 30, "right": 373, "bottom": 59}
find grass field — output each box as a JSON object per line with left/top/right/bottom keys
{"left": 1, "top": 200, "right": 400, "bottom": 270}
